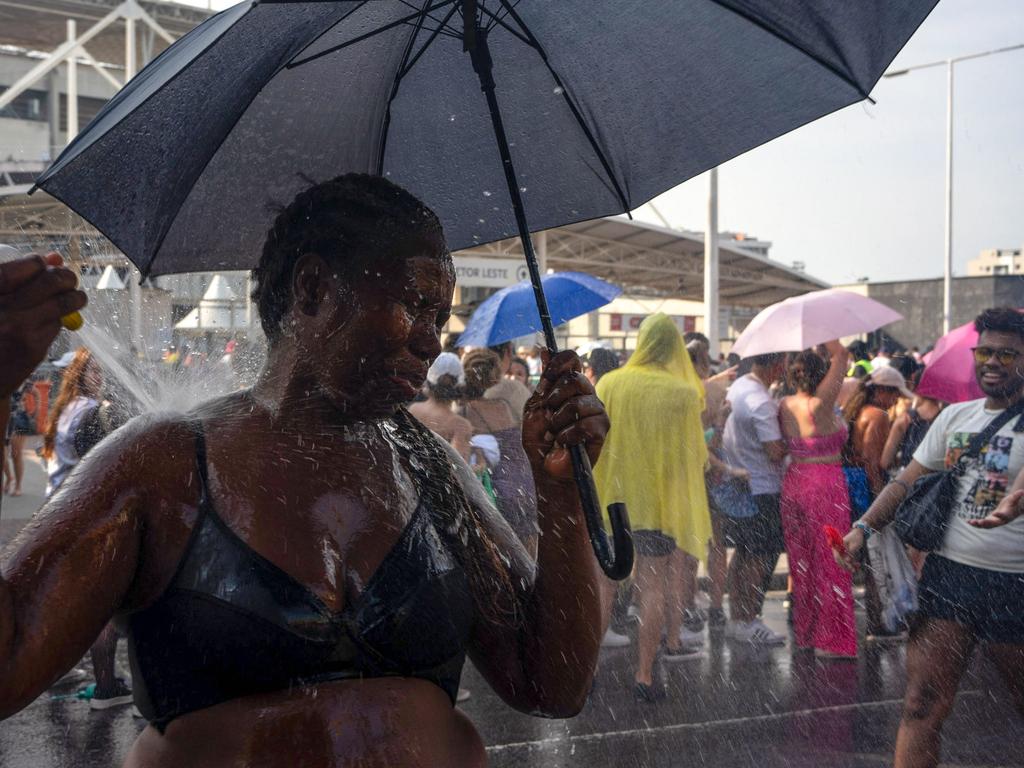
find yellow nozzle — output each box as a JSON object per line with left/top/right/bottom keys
{"left": 61, "top": 311, "right": 84, "bottom": 331}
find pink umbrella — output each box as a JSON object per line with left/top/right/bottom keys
{"left": 732, "top": 289, "right": 903, "bottom": 357}
{"left": 916, "top": 321, "right": 984, "bottom": 404}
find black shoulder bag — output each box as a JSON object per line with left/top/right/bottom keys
{"left": 895, "top": 401, "right": 1024, "bottom": 551}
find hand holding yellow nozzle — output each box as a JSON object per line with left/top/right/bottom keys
{"left": 61, "top": 257, "right": 84, "bottom": 331}
{"left": 62, "top": 309, "right": 84, "bottom": 331}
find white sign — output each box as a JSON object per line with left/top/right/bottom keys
{"left": 453, "top": 256, "right": 530, "bottom": 288}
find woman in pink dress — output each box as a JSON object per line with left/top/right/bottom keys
{"left": 778, "top": 341, "right": 857, "bottom": 659}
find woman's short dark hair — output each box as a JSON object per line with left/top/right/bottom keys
{"left": 847, "top": 340, "right": 870, "bottom": 361}
{"left": 252, "top": 173, "right": 447, "bottom": 340}
{"left": 587, "top": 348, "right": 620, "bottom": 381}
{"left": 427, "top": 374, "right": 462, "bottom": 402}
{"left": 788, "top": 350, "right": 828, "bottom": 394}
{"left": 975, "top": 307, "right": 1024, "bottom": 342}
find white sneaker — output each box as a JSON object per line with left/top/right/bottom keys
{"left": 601, "top": 628, "right": 631, "bottom": 648}
{"left": 678, "top": 626, "right": 705, "bottom": 648}
{"left": 456, "top": 688, "right": 471, "bottom": 703}
{"left": 731, "top": 619, "right": 786, "bottom": 646}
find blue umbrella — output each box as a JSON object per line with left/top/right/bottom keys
{"left": 33, "top": 0, "right": 938, "bottom": 579}
{"left": 458, "top": 272, "right": 621, "bottom": 348}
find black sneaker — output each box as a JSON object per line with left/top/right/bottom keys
{"left": 633, "top": 682, "right": 666, "bottom": 703}
{"left": 90, "top": 678, "right": 133, "bottom": 711}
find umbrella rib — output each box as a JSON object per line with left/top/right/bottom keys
{"left": 376, "top": 2, "right": 456, "bottom": 175}
{"left": 397, "top": 0, "right": 454, "bottom": 30}
{"left": 475, "top": 5, "right": 531, "bottom": 46}
{"left": 397, "top": 4, "right": 461, "bottom": 80}
{"left": 704, "top": 0, "right": 874, "bottom": 103}
{"left": 139, "top": 3, "right": 374, "bottom": 281}
{"left": 496, "top": 0, "right": 632, "bottom": 215}
{"left": 287, "top": 1, "right": 454, "bottom": 69}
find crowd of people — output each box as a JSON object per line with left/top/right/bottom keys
{"left": 0, "top": 177, "right": 1021, "bottom": 768}
{"left": 408, "top": 311, "right": 1023, "bottom": 768}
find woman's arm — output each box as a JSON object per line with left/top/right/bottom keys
{"left": 463, "top": 351, "right": 607, "bottom": 718}
{"left": 880, "top": 411, "right": 910, "bottom": 472}
{"left": 815, "top": 340, "right": 850, "bottom": 410}
{"left": 0, "top": 416, "right": 192, "bottom": 718}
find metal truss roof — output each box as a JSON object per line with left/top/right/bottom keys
{"left": 1, "top": 188, "right": 828, "bottom": 303}
{"left": 460, "top": 217, "right": 828, "bottom": 306}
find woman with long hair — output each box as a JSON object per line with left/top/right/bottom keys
{"left": 42, "top": 348, "right": 103, "bottom": 494}
{"left": 461, "top": 347, "right": 539, "bottom": 557}
{"left": 778, "top": 341, "right": 857, "bottom": 659}
{"left": 0, "top": 174, "right": 607, "bottom": 767}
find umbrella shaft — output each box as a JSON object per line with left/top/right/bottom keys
{"left": 468, "top": 28, "right": 557, "bottom": 353}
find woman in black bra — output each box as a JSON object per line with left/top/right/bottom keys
{"left": 0, "top": 175, "right": 609, "bottom": 767}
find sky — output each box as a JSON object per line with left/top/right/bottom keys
{"left": 175, "top": 0, "right": 1023, "bottom": 287}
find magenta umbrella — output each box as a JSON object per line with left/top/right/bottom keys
{"left": 916, "top": 321, "right": 984, "bottom": 404}
{"left": 732, "top": 288, "right": 903, "bottom": 357}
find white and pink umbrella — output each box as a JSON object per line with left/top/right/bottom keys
{"left": 732, "top": 288, "right": 903, "bottom": 358}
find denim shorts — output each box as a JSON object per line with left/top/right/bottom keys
{"left": 917, "top": 554, "right": 1024, "bottom": 643}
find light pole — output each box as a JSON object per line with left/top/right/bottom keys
{"left": 884, "top": 43, "right": 1024, "bottom": 335}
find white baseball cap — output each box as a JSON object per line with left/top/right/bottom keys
{"left": 868, "top": 365, "right": 914, "bottom": 400}
{"left": 426, "top": 352, "right": 465, "bottom": 385}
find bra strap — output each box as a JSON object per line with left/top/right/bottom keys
{"left": 193, "top": 420, "right": 212, "bottom": 509}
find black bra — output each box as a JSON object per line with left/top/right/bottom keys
{"left": 125, "top": 426, "right": 475, "bottom": 731}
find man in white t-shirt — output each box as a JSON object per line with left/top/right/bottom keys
{"left": 838, "top": 307, "right": 1024, "bottom": 768}
{"left": 720, "top": 353, "right": 788, "bottom": 646}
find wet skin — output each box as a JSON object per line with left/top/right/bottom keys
{"left": 0, "top": 242, "right": 608, "bottom": 767}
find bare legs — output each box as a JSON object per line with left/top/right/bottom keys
{"left": 9, "top": 433, "right": 26, "bottom": 496}
{"left": 894, "top": 618, "right": 974, "bottom": 768}
{"left": 666, "top": 549, "right": 692, "bottom": 648}
{"left": 90, "top": 622, "right": 120, "bottom": 696}
{"left": 633, "top": 554, "right": 669, "bottom": 686}
{"left": 727, "top": 548, "right": 776, "bottom": 623}
{"left": 707, "top": 514, "right": 728, "bottom": 613}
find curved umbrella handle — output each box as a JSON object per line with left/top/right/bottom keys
{"left": 569, "top": 444, "right": 634, "bottom": 580}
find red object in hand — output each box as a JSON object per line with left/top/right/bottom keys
{"left": 824, "top": 525, "right": 846, "bottom": 554}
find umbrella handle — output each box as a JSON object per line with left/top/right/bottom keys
{"left": 569, "top": 444, "right": 634, "bottom": 581}
{"left": 464, "top": 19, "right": 634, "bottom": 581}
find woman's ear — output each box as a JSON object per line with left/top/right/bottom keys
{"left": 292, "top": 253, "right": 330, "bottom": 318}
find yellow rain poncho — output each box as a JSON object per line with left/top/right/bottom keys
{"left": 594, "top": 313, "right": 711, "bottom": 560}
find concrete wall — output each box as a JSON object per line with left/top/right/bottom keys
{"left": 857, "top": 276, "right": 1024, "bottom": 349}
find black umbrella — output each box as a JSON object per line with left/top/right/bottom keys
{"left": 33, "top": 0, "right": 938, "bottom": 578}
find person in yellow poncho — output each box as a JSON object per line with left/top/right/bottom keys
{"left": 594, "top": 313, "right": 711, "bottom": 701}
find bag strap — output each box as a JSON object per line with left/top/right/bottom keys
{"left": 963, "top": 401, "right": 1024, "bottom": 460}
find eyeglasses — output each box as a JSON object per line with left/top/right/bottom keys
{"left": 971, "top": 346, "right": 1022, "bottom": 366}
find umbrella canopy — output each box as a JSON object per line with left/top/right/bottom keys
{"left": 31, "top": 0, "right": 936, "bottom": 580}
{"left": 458, "top": 271, "right": 621, "bottom": 348}
{"left": 732, "top": 288, "right": 903, "bottom": 358}
{"left": 34, "top": 1, "right": 936, "bottom": 279}
{"left": 916, "top": 321, "right": 985, "bottom": 404}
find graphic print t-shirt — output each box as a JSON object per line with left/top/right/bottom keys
{"left": 914, "top": 399, "right": 1024, "bottom": 573}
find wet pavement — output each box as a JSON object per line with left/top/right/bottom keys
{"left": 1, "top": 592, "right": 1020, "bottom": 767}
